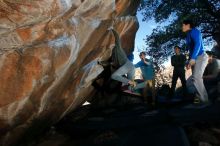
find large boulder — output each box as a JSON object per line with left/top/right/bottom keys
{"left": 0, "top": 0, "right": 140, "bottom": 145}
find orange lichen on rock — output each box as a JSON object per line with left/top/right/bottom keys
{"left": 0, "top": 0, "right": 140, "bottom": 145}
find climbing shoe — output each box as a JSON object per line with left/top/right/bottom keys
{"left": 193, "top": 97, "right": 201, "bottom": 104}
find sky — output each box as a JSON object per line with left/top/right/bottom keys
{"left": 133, "top": 11, "right": 157, "bottom": 64}
{"left": 134, "top": 12, "right": 172, "bottom": 66}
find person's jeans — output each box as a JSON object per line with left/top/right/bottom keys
{"left": 133, "top": 79, "right": 156, "bottom": 103}
{"left": 171, "top": 68, "right": 187, "bottom": 94}
{"left": 111, "top": 60, "right": 135, "bottom": 84}
{"left": 192, "top": 53, "right": 209, "bottom": 102}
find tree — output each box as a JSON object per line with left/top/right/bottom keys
{"left": 139, "top": 0, "right": 220, "bottom": 67}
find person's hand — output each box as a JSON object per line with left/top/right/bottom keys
{"left": 141, "top": 56, "right": 145, "bottom": 60}
{"left": 189, "top": 59, "right": 196, "bottom": 66}
{"left": 107, "top": 26, "right": 114, "bottom": 31}
{"left": 186, "top": 59, "right": 195, "bottom": 70}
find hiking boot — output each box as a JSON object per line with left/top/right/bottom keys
{"left": 193, "top": 94, "right": 211, "bottom": 107}
{"left": 193, "top": 93, "right": 201, "bottom": 105}
{"left": 194, "top": 98, "right": 200, "bottom": 104}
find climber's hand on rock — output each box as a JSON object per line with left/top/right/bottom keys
{"left": 98, "top": 61, "right": 110, "bottom": 67}
{"left": 107, "top": 26, "right": 114, "bottom": 31}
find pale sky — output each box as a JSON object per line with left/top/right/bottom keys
{"left": 134, "top": 11, "right": 156, "bottom": 64}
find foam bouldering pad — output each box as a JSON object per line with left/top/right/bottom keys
{"left": 122, "top": 89, "right": 142, "bottom": 97}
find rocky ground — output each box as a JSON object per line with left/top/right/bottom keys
{"left": 185, "top": 124, "right": 220, "bottom": 146}
{"left": 18, "top": 94, "right": 220, "bottom": 146}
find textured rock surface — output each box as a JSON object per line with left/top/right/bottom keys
{"left": 0, "top": 0, "right": 140, "bottom": 145}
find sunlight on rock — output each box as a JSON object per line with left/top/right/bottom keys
{"left": 0, "top": 0, "right": 140, "bottom": 145}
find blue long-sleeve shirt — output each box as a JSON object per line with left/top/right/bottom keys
{"left": 135, "top": 58, "right": 154, "bottom": 80}
{"left": 186, "top": 28, "right": 205, "bottom": 60}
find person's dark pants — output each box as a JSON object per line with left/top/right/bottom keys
{"left": 171, "top": 68, "right": 187, "bottom": 96}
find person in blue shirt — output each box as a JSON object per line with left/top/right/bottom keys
{"left": 183, "top": 19, "right": 209, "bottom": 103}
{"left": 134, "top": 52, "right": 155, "bottom": 103}
{"left": 135, "top": 52, "right": 155, "bottom": 80}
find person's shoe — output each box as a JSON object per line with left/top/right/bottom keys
{"left": 132, "top": 80, "right": 137, "bottom": 87}
{"left": 128, "top": 80, "right": 137, "bottom": 88}
{"left": 193, "top": 94, "right": 201, "bottom": 104}
{"left": 194, "top": 98, "right": 200, "bottom": 104}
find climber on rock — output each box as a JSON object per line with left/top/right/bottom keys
{"left": 108, "top": 28, "right": 136, "bottom": 88}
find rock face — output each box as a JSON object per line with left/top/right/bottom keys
{"left": 0, "top": 0, "right": 140, "bottom": 145}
